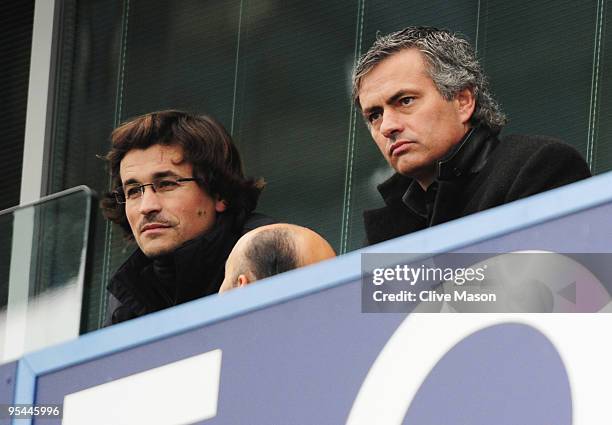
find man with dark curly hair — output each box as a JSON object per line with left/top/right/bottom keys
{"left": 101, "top": 110, "right": 273, "bottom": 325}
{"left": 353, "top": 26, "right": 591, "bottom": 245}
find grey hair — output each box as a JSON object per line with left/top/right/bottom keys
{"left": 352, "top": 26, "right": 507, "bottom": 129}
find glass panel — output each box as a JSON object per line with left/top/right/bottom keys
{"left": 476, "top": 0, "right": 597, "bottom": 156}
{"left": 232, "top": 0, "right": 359, "bottom": 251}
{"left": 0, "top": 1, "right": 34, "bottom": 211}
{"left": 347, "top": 0, "right": 479, "bottom": 251}
{"left": 120, "top": 0, "right": 242, "bottom": 124}
{"left": 592, "top": 1, "right": 612, "bottom": 174}
{"left": 48, "top": 0, "right": 124, "bottom": 332}
{"left": 0, "top": 186, "right": 94, "bottom": 363}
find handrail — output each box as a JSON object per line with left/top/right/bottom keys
{"left": 0, "top": 185, "right": 96, "bottom": 216}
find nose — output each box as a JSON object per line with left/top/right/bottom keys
{"left": 137, "top": 186, "right": 162, "bottom": 215}
{"left": 379, "top": 109, "right": 404, "bottom": 140}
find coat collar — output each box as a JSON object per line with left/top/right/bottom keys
{"left": 436, "top": 125, "right": 500, "bottom": 181}
{"left": 377, "top": 125, "right": 501, "bottom": 206}
{"left": 108, "top": 213, "right": 241, "bottom": 312}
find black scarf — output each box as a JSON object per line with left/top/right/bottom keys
{"left": 107, "top": 214, "right": 242, "bottom": 323}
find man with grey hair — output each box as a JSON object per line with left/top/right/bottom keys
{"left": 353, "top": 26, "right": 591, "bottom": 245}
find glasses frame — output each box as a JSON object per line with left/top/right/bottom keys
{"left": 113, "top": 177, "right": 199, "bottom": 204}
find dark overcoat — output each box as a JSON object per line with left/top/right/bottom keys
{"left": 364, "top": 127, "right": 592, "bottom": 245}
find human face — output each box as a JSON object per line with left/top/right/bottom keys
{"left": 358, "top": 48, "right": 475, "bottom": 188}
{"left": 120, "top": 144, "right": 226, "bottom": 257}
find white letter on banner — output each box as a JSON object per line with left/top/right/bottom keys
{"left": 346, "top": 313, "right": 612, "bottom": 425}
{"left": 62, "top": 349, "right": 222, "bottom": 425}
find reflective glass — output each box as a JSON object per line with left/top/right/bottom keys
{"left": 120, "top": 0, "right": 242, "bottom": 123}
{"left": 232, "top": 0, "right": 359, "bottom": 251}
{"left": 476, "top": 0, "right": 597, "bottom": 157}
{"left": 48, "top": 0, "right": 123, "bottom": 331}
{"left": 0, "top": 187, "right": 94, "bottom": 363}
{"left": 592, "top": 2, "right": 612, "bottom": 174}
{"left": 0, "top": 1, "right": 33, "bottom": 211}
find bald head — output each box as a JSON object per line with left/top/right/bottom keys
{"left": 219, "top": 224, "right": 336, "bottom": 293}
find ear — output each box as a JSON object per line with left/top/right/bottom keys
{"left": 215, "top": 198, "right": 227, "bottom": 213}
{"left": 454, "top": 87, "right": 476, "bottom": 125}
{"left": 237, "top": 274, "right": 250, "bottom": 287}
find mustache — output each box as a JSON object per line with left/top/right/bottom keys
{"left": 387, "top": 133, "right": 416, "bottom": 146}
{"left": 138, "top": 214, "right": 175, "bottom": 232}
{"left": 387, "top": 133, "right": 408, "bottom": 144}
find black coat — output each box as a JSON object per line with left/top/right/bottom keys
{"left": 364, "top": 127, "right": 592, "bottom": 245}
{"left": 105, "top": 212, "right": 274, "bottom": 325}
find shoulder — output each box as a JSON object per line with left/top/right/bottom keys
{"left": 487, "top": 133, "right": 590, "bottom": 200}
{"left": 496, "top": 134, "right": 585, "bottom": 162}
{"left": 486, "top": 133, "right": 590, "bottom": 179}
{"left": 105, "top": 249, "right": 151, "bottom": 325}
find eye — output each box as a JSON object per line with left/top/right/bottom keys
{"left": 125, "top": 185, "right": 142, "bottom": 199}
{"left": 399, "top": 96, "right": 414, "bottom": 106}
{"left": 155, "top": 179, "right": 180, "bottom": 192}
{"left": 367, "top": 111, "right": 382, "bottom": 123}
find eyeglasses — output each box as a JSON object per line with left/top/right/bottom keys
{"left": 114, "top": 177, "right": 199, "bottom": 204}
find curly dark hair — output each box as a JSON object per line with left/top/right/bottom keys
{"left": 100, "top": 110, "right": 264, "bottom": 238}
